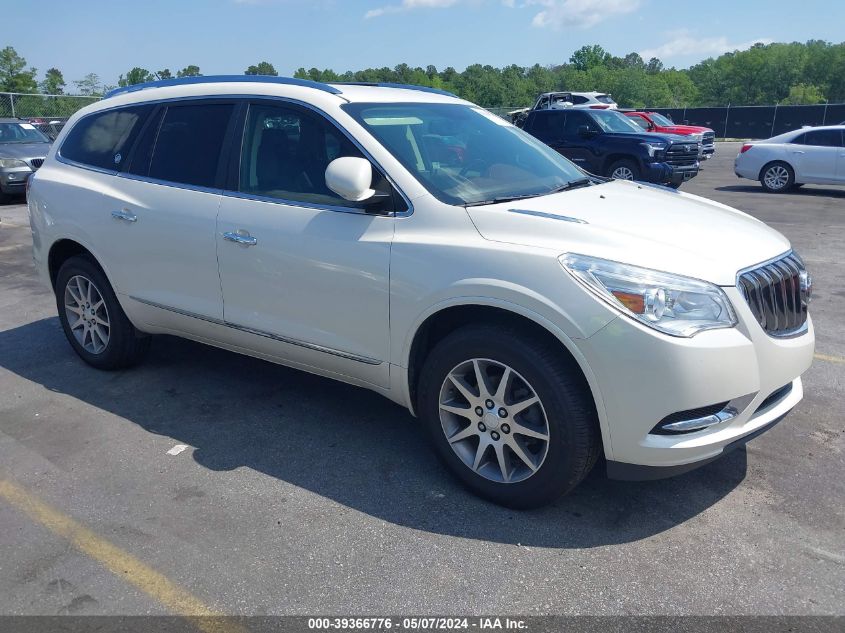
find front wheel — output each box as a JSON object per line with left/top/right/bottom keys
{"left": 417, "top": 325, "right": 601, "bottom": 508}
{"left": 760, "top": 161, "right": 794, "bottom": 193}
{"left": 607, "top": 159, "right": 639, "bottom": 181}
{"left": 56, "top": 256, "right": 150, "bottom": 369}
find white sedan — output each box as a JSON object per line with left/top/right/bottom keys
{"left": 734, "top": 125, "right": 845, "bottom": 192}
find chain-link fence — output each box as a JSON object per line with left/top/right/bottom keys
{"left": 1, "top": 92, "right": 100, "bottom": 139}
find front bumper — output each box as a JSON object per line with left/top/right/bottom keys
{"left": 575, "top": 286, "right": 814, "bottom": 472}
{"left": 642, "top": 161, "right": 699, "bottom": 185}
{"left": 0, "top": 167, "right": 33, "bottom": 194}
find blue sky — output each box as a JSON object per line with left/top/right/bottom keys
{"left": 4, "top": 0, "right": 844, "bottom": 88}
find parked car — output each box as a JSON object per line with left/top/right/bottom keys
{"left": 734, "top": 125, "right": 845, "bottom": 192}
{"left": 625, "top": 111, "right": 716, "bottom": 160}
{"left": 520, "top": 107, "right": 700, "bottom": 187}
{"left": 0, "top": 118, "right": 51, "bottom": 202}
{"left": 28, "top": 76, "right": 814, "bottom": 508}
{"left": 509, "top": 91, "right": 618, "bottom": 126}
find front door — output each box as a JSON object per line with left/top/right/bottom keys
{"left": 215, "top": 101, "right": 395, "bottom": 387}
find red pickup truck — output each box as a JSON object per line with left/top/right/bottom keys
{"left": 625, "top": 111, "right": 716, "bottom": 160}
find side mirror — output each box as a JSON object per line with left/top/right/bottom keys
{"left": 325, "top": 157, "right": 375, "bottom": 202}
{"left": 577, "top": 125, "right": 596, "bottom": 138}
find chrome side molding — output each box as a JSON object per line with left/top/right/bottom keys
{"left": 129, "top": 296, "right": 382, "bottom": 365}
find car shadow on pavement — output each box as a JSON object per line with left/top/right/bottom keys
{"left": 0, "top": 317, "right": 749, "bottom": 549}
{"left": 716, "top": 185, "right": 845, "bottom": 197}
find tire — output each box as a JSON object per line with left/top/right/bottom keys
{"left": 607, "top": 158, "right": 639, "bottom": 181}
{"left": 759, "top": 161, "right": 794, "bottom": 193}
{"left": 417, "top": 324, "right": 601, "bottom": 509}
{"left": 55, "top": 255, "right": 150, "bottom": 369}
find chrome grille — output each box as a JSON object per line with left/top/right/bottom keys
{"left": 29, "top": 158, "right": 44, "bottom": 169}
{"left": 665, "top": 143, "right": 699, "bottom": 167}
{"left": 738, "top": 252, "right": 808, "bottom": 336}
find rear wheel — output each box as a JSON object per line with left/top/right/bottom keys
{"left": 56, "top": 256, "right": 150, "bottom": 369}
{"left": 607, "top": 159, "right": 639, "bottom": 181}
{"left": 417, "top": 324, "right": 601, "bottom": 508}
{"left": 760, "top": 161, "right": 794, "bottom": 193}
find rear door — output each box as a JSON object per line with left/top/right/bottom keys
{"left": 107, "top": 99, "right": 238, "bottom": 320}
{"left": 790, "top": 129, "right": 841, "bottom": 182}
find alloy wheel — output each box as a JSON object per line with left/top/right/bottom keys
{"left": 612, "top": 166, "right": 635, "bottom": 180}
{"left": 438, "top": 358, "right": 550, "bottom": 483}
{"left": 64, "top": 275, "right": 110, "bottom": 354}
{"left": 764, "top": 165, "right": 789, "bottom": 190}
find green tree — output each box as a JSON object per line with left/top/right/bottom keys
{"left": 245, "top": 62, "right": 278, "bottom": 76}
{"left": 0, "top": 46, "right": 38, "bottom": 93}
{"left": 176, "top": 65, "right": 202, "bottom": 77}
{"left": 645, "top": 57, "right": 663, "bottom": 74}
{"left": 569, "top": 45, "right": 611, "bottom": 72}
{"left": 40, "top": 67, "right": 66, "bottom": 94}
{"left": 118, "top": 67, "right": 155, "bottom": 87}
{"left": 73, "top": 73, "right": 103, "bottom": 96}
{"left": 781, "top": 83, "right": 826, "bottom": 104}
{"left": 156, "top": 69, "right": 172, "bottom": 80}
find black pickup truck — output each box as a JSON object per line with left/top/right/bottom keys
{"left": 520, "top": 108, "right": 700, "bottom": 187}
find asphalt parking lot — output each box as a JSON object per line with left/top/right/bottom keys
{"left": 0, "top": 142, "right": 843, "bottom": 617}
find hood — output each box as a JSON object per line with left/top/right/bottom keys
{"left": 659, "top": 124, "right": 712, "bottom": 135}
{"left": 602, "top": 131, "right": 692, "bottom": 145}
{"left": 0, "top": 142, "right": 51, "bottom": 160}
{"left": 465, "top": 180, "right": 790, "bottom": 285}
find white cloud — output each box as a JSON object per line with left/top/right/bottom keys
{"left": 640, "top": 31, "right": 773, "bottom": 61}
{"left": 365, "top": 0, "right": 462, "bottom": 19}
{"left": 365, "top": 0, "right": 638, "bottom": 26}
{"left": 523, "top": 0, "right": 641, "bottom": 30}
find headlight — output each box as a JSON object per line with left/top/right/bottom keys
{"left": 641, "top": 142, "right": 666, "bottom": 158}
{"left": 560, "top": 254, "right": 737, "bottom": 337}
{"left": 0, "top": 158, "right": 30, "bottom": 169}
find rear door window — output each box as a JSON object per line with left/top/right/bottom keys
{"left": 148, "top": 103, "right": 235, "bottom": 188}
{"left": 797, "top": 129, "right": 840, "bottom": 147}
{"left": 60, "top": 105, "right": 152, "bottom": 171}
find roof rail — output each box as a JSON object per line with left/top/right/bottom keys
{"left": 329, "top": 82, "right": 458, "bottom": 98}
{"left": 104, "top": 75, "right": 343, "bottom": 99}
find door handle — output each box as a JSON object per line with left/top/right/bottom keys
{"left": 223, "top": 231, "right": 257, "bottom": 246}
{"left": 791, "top": 150, "right": 805, "bottom": 155}
{"left": 111, "top": 209, "right": 137, "bottom": 223}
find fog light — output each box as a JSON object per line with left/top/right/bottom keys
{"left": 7, "top": 173, "right": 18, "bottom": 181}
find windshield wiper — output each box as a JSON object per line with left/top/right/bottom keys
{"left": 464, "top": 192, "right": 544, "bottom": 207}
{"left": 464, "top": 177, "right": 602, "bottom": 207}
{"left": 546, "top": 177, "right": 598, "bottom": 194}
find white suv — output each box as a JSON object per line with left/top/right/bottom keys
{"left": 28, "top": 76, "right": 814, "bottom": 507}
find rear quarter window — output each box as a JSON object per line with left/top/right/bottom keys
{"left": 60, "top": 105, "right": 152, "bottom": 171}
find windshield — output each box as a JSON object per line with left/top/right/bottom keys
{"left": 649, "top": 113, "right": 675, "bottom": 127}
{"left": 342, "top": 103, "right": 587, "bottom": 206}
{"left": 589, "top": 110, "right": 644, "bottom": 133}
{"left": 0, "top": 122, "right": 50, "bottom": 144}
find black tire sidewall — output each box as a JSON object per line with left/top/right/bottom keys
{"left": 55, "top": 256, "right": 139, "bottom": 369}
{"left": 418, "top": 326, "right": 598, "bottom": 508}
